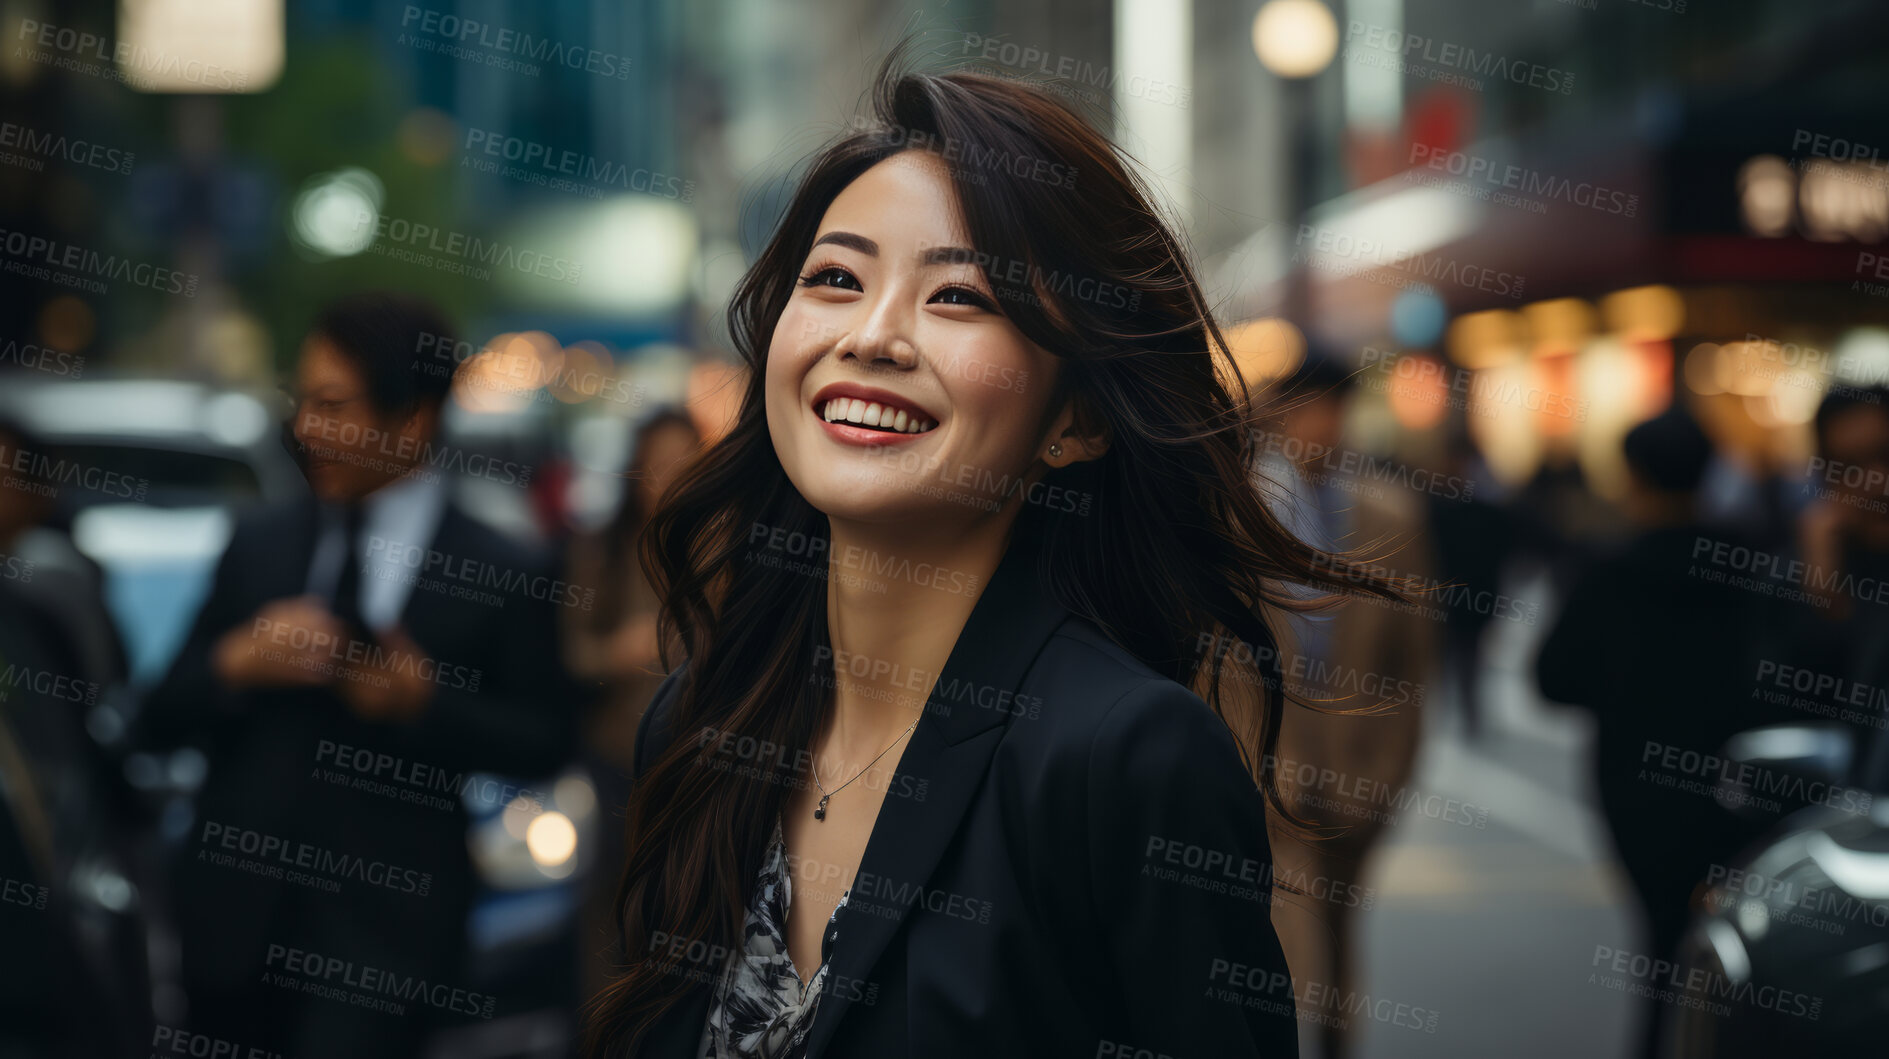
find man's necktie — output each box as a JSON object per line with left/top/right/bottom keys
{"left": 331, "top": 501, "right": 370, "bottom": 644}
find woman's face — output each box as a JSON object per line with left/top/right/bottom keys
{"left": 764, "top": 150, "right": 1067, "bottom": 526}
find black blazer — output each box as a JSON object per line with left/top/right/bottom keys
{"left": 628, "top": 519, "right": 1300, "bottom": 1058}
{"left": 139, "top": 492, "right": 579, "bottom": 1023}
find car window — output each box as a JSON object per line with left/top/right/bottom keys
{"left": 49, "top": 443, "right": 263, "bottom": 509}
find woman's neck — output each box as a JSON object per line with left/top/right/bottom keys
{"left": 820, "top": 514, "right": 1013, "bottom": 753}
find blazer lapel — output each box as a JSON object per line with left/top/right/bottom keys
{"left": 803, "top": 516, "right": 1070, "bottom": 1059}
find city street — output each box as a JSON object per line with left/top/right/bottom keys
{"left": 1350, "top": 570, "right": 1640, "bottom": 1059}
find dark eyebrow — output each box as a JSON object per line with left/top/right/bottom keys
{"left": 812, "top": 231, "right": 878, "bottom": 256}
{"left": 811, "top": 231, "right": 980, "bottom": 268}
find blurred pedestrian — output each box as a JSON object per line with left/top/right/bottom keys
{"left": 1511, "top": 438, "right": 1621, "bottom": 596}
{"left": 1426, "top": 422, "right": 1513, "bottom": 741}
{"left": 135, "top": 291, "right": 580, "bottom": 1058}
{"left": 1255, "top": 353, "right": 1438, "bottom": 1059}
{"left": 564, "top": 407, "right": 698, "bottom": 1004}
{"left": 1771, "top": 384, "right": 1889, "bottom": 766}
{"left": 1536, "top": 408, "right": 1770, "bottom": 1059}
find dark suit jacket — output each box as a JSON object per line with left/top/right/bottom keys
{"left": 626, "top": 519, "right": 1300, "bottom": 1059}
{"left": 139, "top": 492, "right": 579, "bottom": 1028}
{"left": 1536, "top": 522, "right": 1770, "bottom": 953}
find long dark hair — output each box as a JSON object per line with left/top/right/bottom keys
{"left": 584, "top": 54, "right": 1409, "bottom": 1055}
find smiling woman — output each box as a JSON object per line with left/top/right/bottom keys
{"left": 583, "top": 49, "right": 1408, "bottom": 1059}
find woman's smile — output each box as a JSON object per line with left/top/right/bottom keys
{"left": 812, "top": 381, "right": 939, "bottom": 448}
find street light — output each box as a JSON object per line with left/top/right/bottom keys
{"left": 114, "top": 0, "right": 286, "bottom": 383}
{"left": 1252, "top": 0, "right": 1339, "bottom": 79}
{"left": 1251, "top": 0, "right": 1338, "bottom": 341}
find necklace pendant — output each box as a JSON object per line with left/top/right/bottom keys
{"left": 814, "top": 794, "right": 829, "bottom": 821}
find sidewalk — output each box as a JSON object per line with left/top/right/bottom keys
{"left": 1342, "top": 570, "right": 1644, "bottom": 1059}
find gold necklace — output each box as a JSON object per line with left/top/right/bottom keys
{"left": 810, "top": 714, "right": 920, "bottom": 821}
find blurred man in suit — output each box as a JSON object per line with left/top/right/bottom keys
{"left": 1537, "top": 409, "right": 1771, "bottom": 1059}
{"left": 138, "top": 292, "right": 579, "bottom": 1057}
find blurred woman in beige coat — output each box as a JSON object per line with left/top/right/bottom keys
{"left": 1240, "top": 357, "right": 1438, "bottom": 1059}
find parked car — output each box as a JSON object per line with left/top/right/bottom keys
{"left": 0, "top": 377, "right": 305, "bottom": 686}
{"left": 1666, "top": 722, "right": 1889, "bottom": 1055}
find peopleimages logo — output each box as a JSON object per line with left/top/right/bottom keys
{"left": 352, "top": 211, "right": 584, "bottom": 285}
{"left": 263, "top": 944, "right": 495, "bottom": 1019}
{"left": 1198, "top": 631, "right": 1428, "bottom": 706}
{"left": 1207, "top": 959, "right": 1442, "bottom": 1034}
{"left": 1264, "top": 752, "right": 1491, "bottom": 829}
{"left": 13, "top": 18, "right": 249, "bottom": 90}
{"left": 695, "top": 722, "right": 933, "bottom": 801}
{"left": 197, "top": 820, "right": 433, "bottom": 897}
{"left": 149, "top": 1025, "right": 277, "bottom": 1058}
{"left": 1343, "top": 21, "right": 1574, "bottom": 95}
{"left": 1292, "top": 224, "right": 1524, "bottom": 299}
{"left": 0, "top": 228, "right": 198, "bottom": 297}
{"left": 1639, "top": 739, "right": 1873, "bottom": 815}
{"left": 0, "top": 121, "right": 133, "bottom": 175}
{"left": 315, "top": 739, "right": 547, "bottom": 813}
{"left": 413, "top": 332, "right": 642, "bottom": 406}
{"left": 0, "top": 661, "right": 100, "bottom": 705}
{"left": 846, "top": 869, "right": 994, "bottom": 924}
{"left": 1590, "top": 944, "right": 1820, "bottom": 1021}
{"left": 959, "top": 33, "right": 1191, "bottom": 109}
{"left": 1, "top": 874, "right": 48, "bottom": 910}
{"left": 0, "top": 440, "right": 148, "bottom": 501}
{"left": 850, "top": 117, "right": 1082, "bottom": 191}
{"left": 0, "top": 337, "right": 84, "bottom": 378}
{"left": 1143, "top": 834, "right": 1376, "bottom": 909}
{"left": 462, "top": 129, "right": 694, "bottom": 202}
{"left": 398, "top": 6, "right": 632, "bottom": 79}
{"left": 1689, "top": 535, "right": 1888, "bottom": 607}
{"left": 1406, "top": 145, "right": 1640, "bottom": 217}
{"left": 812, "top": 644, "right": 1044, "bottom": 720}
{"left": 746, "top": 522, "right": 984, "bottom": 596}
{"left": 645, "top": 931, "right": 733, "bottom": 986}
{"left": 0, "top": 552, "right": 33, "bottom": 583}
{"left": 1704, "top": 863, "right": 1889, "bottom": 931}
{"left": 250, "top": 618, "right": 483, "bottom": 693}
{"left": 1752, "top": 659, "right": 1889, "bottom": 731}
{"left": 296, "top": 411, "right": 534, "bottom": 488}
{"left": 1255, "top": 427, "right": 1480, "bottom": 503}
{"left": 365, "top": 536, "right": 596, "bottom": 611}
{"left": 1358, "top": 347, "right": 1588, "bottom": 422}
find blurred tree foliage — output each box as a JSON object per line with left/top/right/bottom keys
{"left": 222, "top": 36, "right": 471, "bottom": 377}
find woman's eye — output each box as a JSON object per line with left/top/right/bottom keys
{"left": 798, "top": 266, "right": 860, "bottom": 291}
{"left": 931, "top": 286, "right": 994, "bottom": 310}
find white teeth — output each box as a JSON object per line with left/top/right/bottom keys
{"left": 820, "top": 397, "right": 935, "bottom": 434}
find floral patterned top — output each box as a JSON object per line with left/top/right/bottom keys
{"left": 698, "top": 816, "right": 850, "bottom": 1059}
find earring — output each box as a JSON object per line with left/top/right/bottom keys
{"left": 1048, "top": 443, "right": 1063, "bottom": 459}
